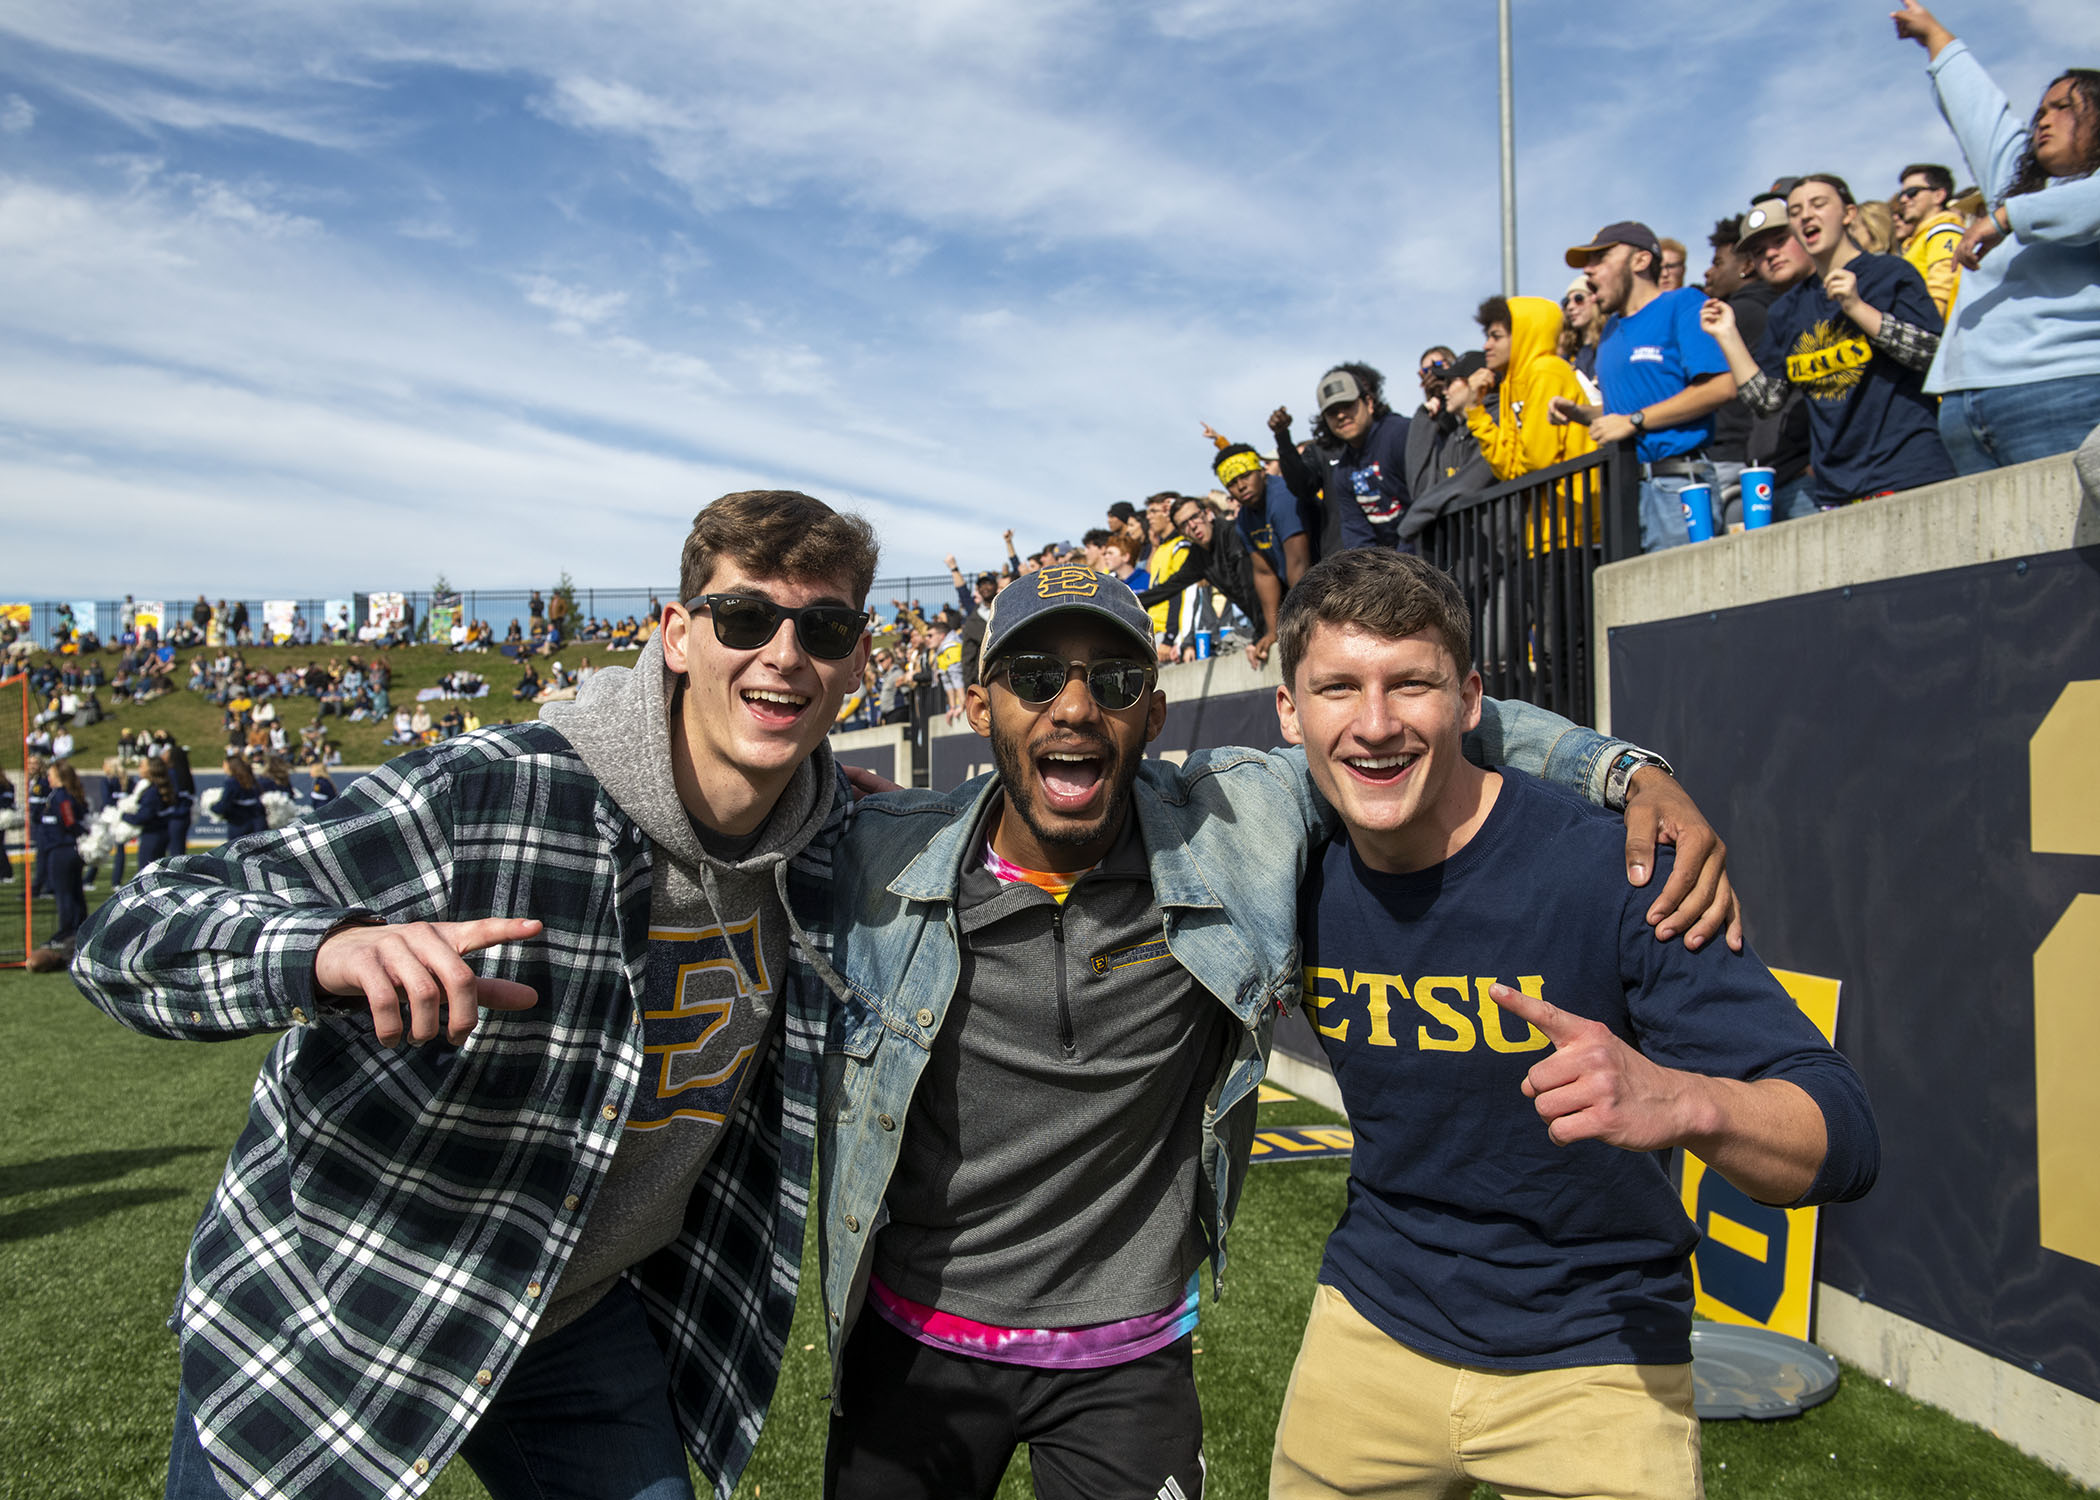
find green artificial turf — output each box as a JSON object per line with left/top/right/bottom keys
{"left": 1, "top": 975, "right": 2087, "bottom": 1500}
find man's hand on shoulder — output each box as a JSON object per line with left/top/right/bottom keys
{"left": 1622, "top": 767, "right": 1742, "bottom": 952}
{"left": 314, "top": 917, "right": 542, "bottom": 1045}
{"left": 842, "top": 764, "right": 903, "bottom": 799}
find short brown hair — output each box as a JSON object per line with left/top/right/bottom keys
{"left": 679, "top": 490, "right": 880, "bottom": 606}
{"left": 1277, "top": 549, "right": 1473, "bottom": 684}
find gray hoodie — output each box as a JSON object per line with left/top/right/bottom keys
{"left": 536, "top": 634, "right": 837, "bottom": 1335}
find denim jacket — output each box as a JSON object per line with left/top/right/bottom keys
{"left": 817, "top": 702, "right": 1630, "bottom": 1393}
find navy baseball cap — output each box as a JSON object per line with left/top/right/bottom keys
{"left": 1564, "top": 220, "right": 1661, "bottom": 268}
{"left": 979, "top": 566, "right": 1156, "bottom": 674}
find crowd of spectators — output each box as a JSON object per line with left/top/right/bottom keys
{"left": 852, "top": 6, "right": 2096, "bottom": 708}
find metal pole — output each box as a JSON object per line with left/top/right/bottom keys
{"left": 1498, "top": 0, "right": 1517, "bottom": 297}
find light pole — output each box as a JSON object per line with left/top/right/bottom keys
{"left": 1498, "top": 0, "right": 1517, "bottom": 297}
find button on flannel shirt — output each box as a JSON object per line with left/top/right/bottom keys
{"left": 71, "top": 723, "right": 840, "bottom": 1500}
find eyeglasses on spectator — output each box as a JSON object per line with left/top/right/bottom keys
{"left": 989, "top": 654, "right": 1155, "bottom": 711}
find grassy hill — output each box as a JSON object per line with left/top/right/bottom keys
{"left": 10, "top": 641, "right": 616, "bottom": 769}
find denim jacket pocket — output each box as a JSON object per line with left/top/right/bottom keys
{"left": 823, "top": 994, "right": 885, "bottom": 1125}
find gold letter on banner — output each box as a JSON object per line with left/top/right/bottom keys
{"left": 1680, "top": 967, "right": 1840, "bottom": 1340}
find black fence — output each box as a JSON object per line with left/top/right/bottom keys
{"left": 1419, "top": 442, "right": 1640, "bottom": 727}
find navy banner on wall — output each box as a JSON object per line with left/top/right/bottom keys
{"left": 1609, "top": 547, "right": 2100, "bottom": 1401}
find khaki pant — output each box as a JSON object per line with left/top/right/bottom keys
{"left": 1269, "top": 1283, "right": 1702, "bottom": 1500}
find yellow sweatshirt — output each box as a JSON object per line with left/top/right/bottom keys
{"left": 1465, "top": 296, "right": 1599, "bottom": 551}
{"left": 1902, "top": 209, "right": 1966, "bottom": 323}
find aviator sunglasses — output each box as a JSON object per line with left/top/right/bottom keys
{"left": 683, "top": 593, "right": 869, "bottom": 660}
{"left": 991, "top": 653, "right": 1155, "bottom": 711}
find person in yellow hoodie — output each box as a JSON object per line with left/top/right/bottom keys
{"left": 1464, "top": 295, "right": 1598, "bottom": 552}
{"left": 1891, "top": 162, "right": 1967, "bottom": 321}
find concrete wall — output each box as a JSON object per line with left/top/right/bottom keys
{"left": 1594, "top": 453, "right": 2099, "bottom": 735}
{"left": 1593, "top": 451, "right": 2100, "bottom": 1485}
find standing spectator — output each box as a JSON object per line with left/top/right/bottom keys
{"left": 1141, "top": 494, "right": 1198, "bottom": 655}
{"left": 1551, "top": 221, "right": 1739, "bottom": 550}
{"left": 1703, "top": 174, "right": 1955, "bottom": 507}
{"left": 1895, "top": 1, "right": 2100, "bottom": 472}
{"left": 36, "top": 760, "right": 90, "bottom": 949}
{"left": 217, "top": 755, "right": 267, "bottom": 844}
{"left": 1305, "top": 364, "right": 1412, "bottom": 551}
{"left": 160, "top": 738, "right": 195, "bottom": 858}
{"left": 126, "top": 756, "right": 175, "bottom": 872}
{"left": 25, "top": 754, "right": 50, "bottom": 897}
{"left": 952, "top": 569, "right": 1000, "bottom": 690}
{"left": 1466, "top": 296, "right": 1599, "bottom": 485}
{"left": 1557, "top": 278, "right": 1605, "bottom": 387}
{"left": 1657, "top": 236, "right": 1689, "bottom": 290}
{"left": 0, "top": 761, "right": 14, "bottom": 883}
{"left": 1702, "top": 213, "right": 1775, "bottom": 522}
{"left": 1214, "top": 442, "right": 1315, "bottom": 667}
{"left": 1892, "top": 162, "right": 1968, "bottom": 320}
{"left": 1853, "top": 200, "right": 1897, "bottom": 254}
{"left": 91, "top": 758, "right": 135, "bottom": 890}
{"left": 1735, "top": 200, "right": 1822, "bottom": 519}
{"left": 928, "top": 615, "right": 965, "bottom": 722}
{"left": 1398, "top": 352, "right": 1499, "bottom": 549}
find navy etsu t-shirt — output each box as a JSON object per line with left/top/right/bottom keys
{"left": 1299, "top": 769, "right": 1877, "bottom": 1370}
{"left": 1595, "top": 287, "right": 1731, "bottom": 462}
{"left": 1752, "top": 253, "right": 1954, "bottom": 504}
{"left": 1234, "top": 474, "right": 1314, "bottom": 580}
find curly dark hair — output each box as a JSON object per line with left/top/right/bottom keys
{"left": 1309, "top": 361, "right": 1391, "bottom": 443}
{"left": 2005, "top": 69, "right": 2100, "bottom": 198}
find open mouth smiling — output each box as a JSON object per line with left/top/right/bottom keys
{"left": 1343, "top": 751, "right": 1418, "bottom": 785}
{"left": 1036, "top": 745, "right": 1109, "bottom": 814}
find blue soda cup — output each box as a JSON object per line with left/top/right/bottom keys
{"left": 1192, "top": 629, "right": 1213, "bottom": 659}
{"left": 1741, "top": 466, "right": 1775, "bottom": 529}
{"left": 1680, "top": 483, "right": 1716, "bottom": 543}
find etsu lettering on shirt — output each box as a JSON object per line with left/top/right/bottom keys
{"left": 1300, "top": 967, "right": 1550, "bottom": 1054}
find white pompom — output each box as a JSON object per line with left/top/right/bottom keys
{"left": 262, "top": 790, "right": 300, "bottom": 829}
{"left": 0, "top": 808, "right": 21, "bottom": 833}
{"left": 75, "top": 805, "right": 129, "bottom": 867}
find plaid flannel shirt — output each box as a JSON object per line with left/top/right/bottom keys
{"left": 71, "top": 723, "right": 840, "bottom": 1500}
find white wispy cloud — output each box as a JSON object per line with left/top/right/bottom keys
{"left": 0, "top": 0, "right": 2095, "bottom": 604}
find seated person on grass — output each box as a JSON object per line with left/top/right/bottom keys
{"left": 1267, "top": 549, "right": 1880, "bottom": 1500}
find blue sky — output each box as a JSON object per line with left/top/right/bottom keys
{"left": 1, "top": 0, "right": 2092, "bottom": 599}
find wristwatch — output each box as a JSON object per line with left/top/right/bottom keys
{"left": 1604, "top": 747, "right": 1674, "bottom": 811}
{"left": 1629, "top": 409, "right": 1648, "bottom": 433}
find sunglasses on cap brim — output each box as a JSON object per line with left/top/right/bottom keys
{"left": 682, "top": 593, "right": 869, "bottom": 660}
{"left": 989, "top": 653, "right": 1155, "bottom": 710}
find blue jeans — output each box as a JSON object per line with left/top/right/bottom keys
{"left": 1638, "top": 463, "right": 1717, "bottom": 552}
{"left": 166, "top": 1281, "right": 695, "bottom": 1500}
{"left": 1936, "top": 374, "right": 2100, "bottom": 475}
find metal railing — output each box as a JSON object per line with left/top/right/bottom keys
{"left": 1419, "top": 442, "right": 1640, "bottom": 727}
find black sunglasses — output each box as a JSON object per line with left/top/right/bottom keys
{"left": 991, "top": 653, "right": 1154, "bottom": 711}
{"left": 684, "top": 593, "right": 869, "bottom": 660}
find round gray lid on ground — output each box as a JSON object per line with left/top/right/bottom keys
{"left": 1691, "top": 1324, "right": 1842, "bottom": 1421}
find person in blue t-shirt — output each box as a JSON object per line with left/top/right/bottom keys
{"left": 1702, "top": 173, "right": 1956, "bottom": 506}
{"left": 1213, "top": 443, "right": 1315, "bottom": 669}
{"left": 1265, "top": 549, "right": 1878, "bottom": 1500}
{"left": 1550, "top": 221, "right": 1740, "bottom": 552}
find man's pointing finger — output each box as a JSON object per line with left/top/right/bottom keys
{"left": 440, "top": 917, "right": 544, "bottom": 956}
{"left": 1488, "top": 983, "right": 1583, "bottom": 1046}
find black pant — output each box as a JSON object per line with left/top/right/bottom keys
{"left": 43, "top": 842, "right": 86, "bottom": 945}
{"left": 825, "top": 1308, "right": 1205, "bottom": 1500}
